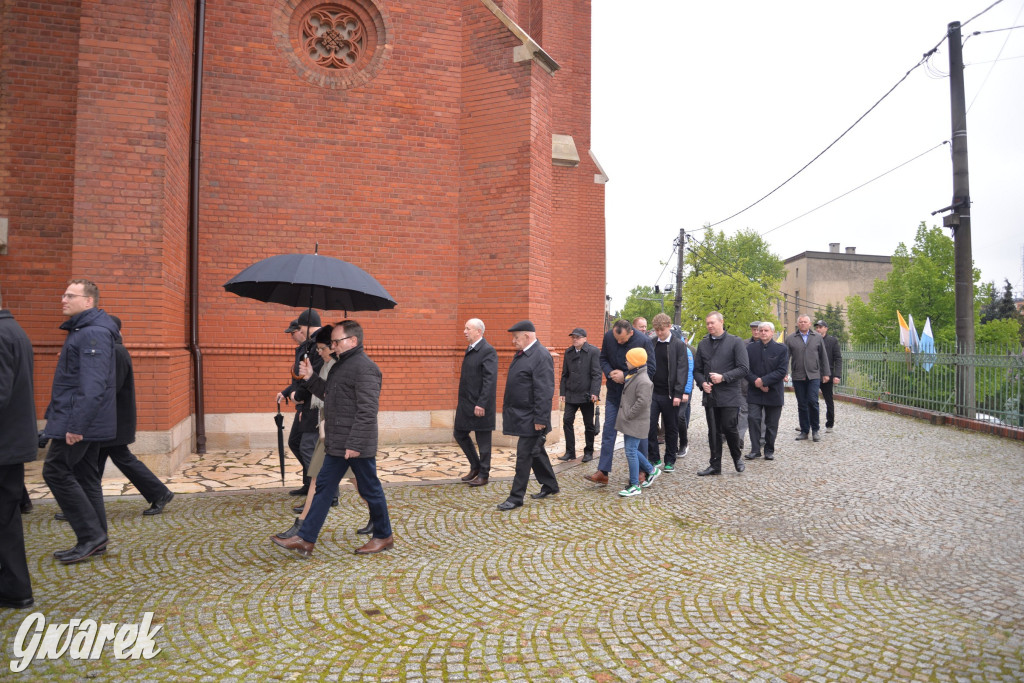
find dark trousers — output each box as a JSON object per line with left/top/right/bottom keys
{"left": 0, "top": 464, "right": 32, "bottom": 601}
{"left": 647, "top": 393, "right": 679, "bottom": 465}
{"left": 98, "top": 444, "right": 170, "bottom": 504}
{"left": 562, "top": 401, "right": 596, "bottom": 457}
{"left": 793, "top": 379, "right": 822, "bottom": 433}
{"left": 677, "top": 401, "right": 691, "bottom": 453}
{"left": 43, "top": 440, "right": 107, "bottom": 545}
{"left": 453, "top": 429, "right": 492, "bottom": 477}
{"left": 300, "top": 455, "right": 392, "bottom": 543}
{"left": 288, "top": 407, "right": 319, "bottom": 483}
{"left": 507, "top": 433, "right": 559, "bottom": 505}
{"left": 819, "top": 380, "right": 836, "bottom": 428}
{"left": 705, "top": 405, "right": 741, "bottom": 471}
{"left": 748, "top": 404, "right": 782, "bottom": 455}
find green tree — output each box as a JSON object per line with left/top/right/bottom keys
{"left": 812, "top": 303, "right": 848, "bottom": 344}
{"left": 846, "top": 223, "right": 975, "bottom": 346}
{"left": 681, "top": 228, "right": 785, "bottom": 342}
{"left": 980, "top": 279, "right": 1019, "bottom": 323}
{"left": 617, "top": 285, "right": 672, "bottom": 325}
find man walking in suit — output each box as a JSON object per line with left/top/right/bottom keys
{"left": 744, "top": 322, "right": 789, "bottom": 461}
{"left": 497, "top": 321, "right": 559, "bottom": 510}
{"left": 814, "top": 320, "right": 842, "bottom": 433}
{"left": 785, "top": 315, "right": 831, "bottom": 442}
{"left": 692, "top": 311, "right": 749, "bottom": 476}
{"left": 558, "top": 327, "right": 601, "bottom": 463}
{"left": 455, "top": 318, "right": 498, "bottom": 487}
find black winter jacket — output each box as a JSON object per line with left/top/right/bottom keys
{"left": 745, "top": 339, "right": 789, "bottom": 407}
{"left": 502, "top": 341, "right": 554, "bottom": 436}
{"left": 599, "top": 330, "right": 655, "bottom": 406}
{"left": 102, "top": 341, "right": 137, "bottom": 446}
{"left": 559, "top": 342, "right": 601, "bottom": 403}
{"left": 303, "top": 344, "right": 381, "bottom": 458}
{"left": 692, "top": 333, "right": 749, "bottom": 408}
{"left": 0, "top": 310, "right": 38, "bottom": 464}
{"left": 455, "top": 338, "right": 497, "bottom": 431}
{"left": 43, "top": 307, "right": 119, "bottom": 442}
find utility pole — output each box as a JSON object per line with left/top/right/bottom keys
{"left": 946, "top": 21, "right": 976, "bottom": 418}
{"left": 673, "top": 227, "right": 684, "bottom": 325}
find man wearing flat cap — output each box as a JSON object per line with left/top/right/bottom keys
{"left": 558, "top": 328, "right": 601, "bottom": 463}
{"left": 276, "top": 309, "right": 323, "bottom": 496}
{"left": 497, "top": 320, "right": 559, "bottom": 510}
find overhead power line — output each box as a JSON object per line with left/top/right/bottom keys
{"left": 962, "top": 0, "right": 1006, "bottom": 28}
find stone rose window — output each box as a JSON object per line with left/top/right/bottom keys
{"left": 274, "top": 0, "right": 392, "bottom": 90}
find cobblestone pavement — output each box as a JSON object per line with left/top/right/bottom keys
{"left": 4, "top": 402, "right": 1023, "bottom": 680}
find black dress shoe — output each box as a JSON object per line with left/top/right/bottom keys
{"left": 20, "top": 501, "right": 32, "bottom": 514}
{"left": 733, "top": 458, "right": 745, "bottom": 473}
{"left": 143, "top": 491, "right": 174, "bottom": 516}
{"left": 764, "top": 453, "right": 775, "bottom": 460}
{"left": 744, "top": 452, "right": 762, "bottom": 460}
{"left": 331, "top": 497, "right": 339, "bottom": 507}
{"left": 56, "top": 537, "right": 108, "bottom": 565}
{"left": 557, "top": 454, "right": 576, "bottom": 461}
{"left": 54, "top": 512, "right": 67, "bottom": 521}
{"left": 795, "top": 433, "right": 809, "bottom": 441}
{"left": 496, "top": 500, "right": 522, "bottom": 511}
{"left": 292, "top": 503, "right": 305, "bottom": 514}
{"left": 356, "top": 519, "right": 374, "bottom": 535}
{"left": 288, "top": 486, "right": 309, "bottom": 496}
{"left": 0, "top": 595, "right": 34, "bottom": 609}
{"left": 276, "top": 518, "right": 302, "bottom": 539}
{"left": 581, "top": 453, "right": 593, "bottom": 463}
{"left": 53, "top": 546, "right": 105, "bottom": 560}
{"left": 530, "top": 489, "right": 558, "bottom": 499}
{"left": 697, "top": 467, "right": 721, "bottom": 476}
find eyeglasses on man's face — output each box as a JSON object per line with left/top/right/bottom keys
{"left": 61, "top": 293, "right": 89, "bottom": 300}
{"left": 329, "top": 336, "right": 353, "bottom": 347}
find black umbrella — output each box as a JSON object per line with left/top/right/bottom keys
{"left": 274, "top": 401, "right": 287, "bottom": 484}
{"left": 224, "top": 246, "right": 397, "bottom": 482}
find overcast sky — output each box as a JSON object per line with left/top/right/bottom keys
{"left": 592, "top": 0, "right": 1024, "bottom": 312}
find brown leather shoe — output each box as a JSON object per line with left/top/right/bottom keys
{"left": 460, "top": 468, "right": 479, "bottom": 482}
{"left": 584, "top": 471, "right": 608, "bottom": 485}
{"left": 354, "top": 536, "right": 393, "bottom": 555}
{"left": 638, "top": 471, "right": 647, "bottom": 485}
{"left": 270, "top": 534, "right": 314, "bottom": 558}
{"left": 466, "top": 475, "right": 489, "bottom": 487}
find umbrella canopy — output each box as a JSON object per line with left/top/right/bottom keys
{"left": 223, "top": 252, "right": 397, "bottom": 312}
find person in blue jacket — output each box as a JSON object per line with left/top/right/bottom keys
{"left": 42, "top": 279, "right": 119, "bottom": 565}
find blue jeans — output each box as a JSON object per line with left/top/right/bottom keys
{"left": 623, "top": 435, "right": 655, "bottom": 487}
{"left": 598, "top": 401, "right": 648, "bottom": 473}
{"left": 792, "top": 378, "right": 822, "bottom": 433}
{"left": 299, "top": 455, "right": 392, "bottom": 543}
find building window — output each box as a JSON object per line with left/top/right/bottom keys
{"left": 302, "top": 7, "right": 365, "bottom": 69}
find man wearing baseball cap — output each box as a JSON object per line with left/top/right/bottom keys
{"left": 276, "top": 309, "right": 323, "bottom": 496}
{"left": 558, "top": 328, "right": 601, "bottom": 463}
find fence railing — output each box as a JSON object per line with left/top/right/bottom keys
{"left": 836, "top": 342, "right": 1024, "bottom": 427}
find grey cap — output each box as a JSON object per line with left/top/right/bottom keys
{"left": 569, "top": 327, "right": 587, "bottom": 337}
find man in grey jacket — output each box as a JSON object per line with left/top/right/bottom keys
{"left": 785, "top": 315, "right": 831, "bottom": 442}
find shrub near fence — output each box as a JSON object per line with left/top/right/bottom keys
{"left": 837, "top": 343, "right": 1024, "bottom": 427}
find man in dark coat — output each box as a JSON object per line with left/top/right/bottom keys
{"left": 785, "top": 315, "right": 830, "bottom": 442}
{"left": 455, "top": 318, "right": 498, "bottom": 487}
{"left": 692, "top": 311, "right": 749, "bottom": 476}
{"left": 586, "top": 319, "right": 655, "bottom": 485}
{"left": 558, "top": 327, "right": 601, "bottom": 463}
{"left": 272, "top": 320, "right": 393, "bottom": 557}
{"left": 277, "top": 309, "right": 323, "bottom": 496}
{"left": 96, "top": 316, "right": 174, "bottom": 516}
{"left": 497, "top": 320, "right": 559, "bottom": 510}
{"left": 744, "top": 322, "right": 789, "bottom": 461}
{"left": 647, "top": 313, "right": 692, "bottom": 472}
{"left": 814, "top": 320, "right": 842, "bottom": 433}
{"left": 42, "top": 279, "right": 119, "bottom": 564}
{"left": 0, "top": 290, "right": 37, "bottom": 607}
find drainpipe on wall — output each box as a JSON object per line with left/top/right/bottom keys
{"left": 188, "top": 0, "right": 207, "bottom": 453}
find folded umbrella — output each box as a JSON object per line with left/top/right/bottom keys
{"left": 274, "top": 402, "right": 287, "bottom": 484}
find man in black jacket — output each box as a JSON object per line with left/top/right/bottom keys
{"left": 744, "top": 322, "right": 789, "bottom": 461}
{"left": 276, "top": 310, "right": 323, "bottom": 496}
{"left": 814, "top": 320, "right": 842, "bottom": 433}
{"left": 497, "top": 320, "right": 558, "bottom": 510}
{"left": 455, "top": 318, "right": 497, "bottom": 487}
{"left": 692, "top": 311, "right": 749, "bottom": 476}
{"left": 558, "top": 327, "right": 601, "bottom": 463}
{"left": 647, "top": 313, "right": 691, "bottom": 472}
{"left": 42, "top": 279, "right": 119, "bottom": 564}
{"left": 272, "top": 320, "right": 393, "bottom": 557}
{"left": 0, "top": 289, "right": 37, "bottom": 608}
{"left": 96, "top": 316, "right": 174, "bottom": 516}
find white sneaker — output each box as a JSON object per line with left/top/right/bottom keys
{"left": 618, "top": 485, "right": 642, "bottom": 497}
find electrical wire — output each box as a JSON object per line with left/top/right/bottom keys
{"left": 703, "top": 34, "right": 948, "bottom": 231}
{"left": 967, "top": 7, "right": 1024, "bottom": 112}
{"left": 962, "top": 0, "right": 1006, "bottom": 28}
{"left": 759, "top": 141, "right": 949, "bottom": 238}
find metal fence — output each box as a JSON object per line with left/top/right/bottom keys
{"left": 836, "top": 342, "right": 1024, "bottom": 427}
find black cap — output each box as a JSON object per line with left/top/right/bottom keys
{"left": 569, "top": 327, "right": 587, "bottom": 337}
{"left": 284, "top": 319, "right": 300, "bottom": 333}
{"left": 814, "top": 320, "right": 828, "bottom": 327}
{"left": 297, "top": 310, "right": 321, "bottom": 327}
{"left": 507, "top": 320, "right": 536, "bottom": 332}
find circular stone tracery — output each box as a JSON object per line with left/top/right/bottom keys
{"left": 273, "top": 0, "right": 391, "bottom": 90}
